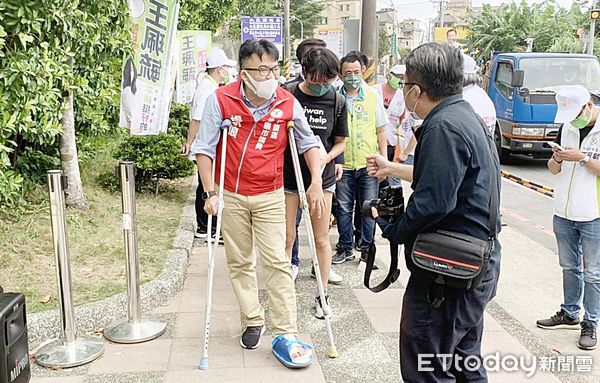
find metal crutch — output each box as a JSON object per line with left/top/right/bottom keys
{"left": 199, "top": 119, "right": 231, "bottom": 370}
{"left": 286, "top": 121, "right": 338, "bottom": 359}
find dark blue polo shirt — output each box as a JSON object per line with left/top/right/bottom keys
{"left": 378, "top": 94, "right": 501, "bottom": 269}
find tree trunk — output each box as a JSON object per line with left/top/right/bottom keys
{"left": 60, "top": 57, "right": 88, "bottom": 210}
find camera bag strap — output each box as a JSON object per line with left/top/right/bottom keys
{"left": 364, "top": 241, "right": 401, "bottom": 293}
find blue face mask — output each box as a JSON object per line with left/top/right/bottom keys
{"left": 307, "top": 82, "right": 331, "bottom": 97}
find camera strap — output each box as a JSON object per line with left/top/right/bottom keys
{"left": 364, "top": 241, "right": 401, "bottom": 293}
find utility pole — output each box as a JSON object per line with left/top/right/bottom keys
{"left": 588, "top": 1, "right": 598, "bottom": 55}
{"left": 361, "top": 0, "right": 377, "bottom": 84}
{"left": 284, "top": 0, "right": 291, "bottom": 78}
{"left": 439, "top": 0, "right": 446, "bottom": 28}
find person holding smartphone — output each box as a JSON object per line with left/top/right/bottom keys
{"left": 537, "top": 86, "right": 600, "bottom": 351}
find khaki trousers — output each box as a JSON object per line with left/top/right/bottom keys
{"left": 221, "top": 187, "right": 297, "bottom": 335}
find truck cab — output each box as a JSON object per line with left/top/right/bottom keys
{"left": 485, "top": 52, "right": 600, "bottom": 164}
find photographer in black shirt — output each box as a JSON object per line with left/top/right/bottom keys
{"left": 370, "top": 43, "right": 502, "bottom": 382}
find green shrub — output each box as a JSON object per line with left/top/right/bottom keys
{"left": 0, "top": 170, "right": 24, "bottom": 207}
{"left": 95, "top": 170, "right": 120, "bottom": 193}
{"left": 15, "top": 149, "right": 61, "bottom": 184}
{"left": 168, "top": 103, "right": 190, "bottom": 139}
{"left": 112, "top": 133, "right": 194, "bottom": 191}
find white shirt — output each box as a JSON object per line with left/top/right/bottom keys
{"left": 190, "top": 75, "right": 219, "bottom": 121}
{"left": 372, "top": 83, "right": 406, "bottom": 146}
{"left": 462, "top": 84, "right": 496, "bottom": 135}
{"left": 399, "top": 113, "right": 422, "bottom": 155}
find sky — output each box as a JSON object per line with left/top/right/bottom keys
{"left": 377, "top": 0, "right": 581, "bottom": 23}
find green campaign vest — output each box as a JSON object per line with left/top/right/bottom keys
{"left": 342, "top": 85, "right": 380, "bottom": 170}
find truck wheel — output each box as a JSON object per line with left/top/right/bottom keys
{"left": 494, "top": 126, "right": 511, "bottom": 164}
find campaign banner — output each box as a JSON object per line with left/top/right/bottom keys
{"left": 119, "top": 0, "right": 180, "bottom": 135}
{"left": 175, "top": 30, "right": 211, "bottom": 104}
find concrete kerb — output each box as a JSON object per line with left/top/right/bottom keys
{"left": 26, "top": 193, "right": 196, "bottom": 344}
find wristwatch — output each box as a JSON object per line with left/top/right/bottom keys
{"left": 579, "top": 155, "right": 590, "bottom": 167}
{"left": 201, "top": 190, "right": 217, "bottom": 201}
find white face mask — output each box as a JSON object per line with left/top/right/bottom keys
{"left": 404, "top": 85, "right": 421, "bottom": 120}
{"left": 243, "top": 70, "right": 278, "bottom": 99}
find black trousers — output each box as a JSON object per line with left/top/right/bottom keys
{"left": 195, "top": 171, "right": 216, "bottom": 232}
{"left": 400, "top": 240, "right": 501, "bottom": 383}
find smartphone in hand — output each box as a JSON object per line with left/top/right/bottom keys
{"left": 547, "top": 142, "right": 565, "bottom": 151}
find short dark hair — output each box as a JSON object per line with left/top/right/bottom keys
{"left": 345, "top": 50, "right": 368, "bottom": 67}
{"left": 239, "top": 39, "right": 279, "bottom": 68}
{"left": 340, "top": 51, "right": 368, "bottom": 72}
{"left": 296, "top": 38, "right": 327, "bottom": 62}
{"left": 447, "top": 28, "right": 457, "bottom": 36}
{"left": 302, "top": 48, "right": 340, "bottom": 82}
{"left": 405, "top": 42, "right": 463, "bottom": 101}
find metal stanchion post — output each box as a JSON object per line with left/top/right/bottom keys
{"left": 36, "top": 170, "right": 104, "bottom": 368}
{"left": 104, "top": 161, "right": 166, "bottom": 343}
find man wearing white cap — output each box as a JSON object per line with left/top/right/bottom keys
{"left": 536, "top": 85, "right": 600, "bottom": 351}
{"left": 372, "top": 65, "right": 407, "bottom": 165}
{"left": 461, "top": 54, "right": 496, "bottom": 135}
{"left": 183, "top": 48, "right": 236, "bottom": 239}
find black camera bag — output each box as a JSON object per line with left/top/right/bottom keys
{"left": 411, "top": 121, "right": 499, "bottom": 291}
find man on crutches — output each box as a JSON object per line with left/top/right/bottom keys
{"left": 193, "top": 39, "right": 325, "bottom": 369}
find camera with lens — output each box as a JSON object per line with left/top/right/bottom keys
{"left": 362, "top": 185, "right": 404, "bottom": 221}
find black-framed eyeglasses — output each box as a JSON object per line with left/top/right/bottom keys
{"left": 244, "top": 65, "right": 281, "bottom": 78}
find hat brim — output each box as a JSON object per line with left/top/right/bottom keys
{"left": 554, "top": 107, "right": 581, "bottom": 124}
{"left": 207, "top": 59, "right": 237, "bottom": 69}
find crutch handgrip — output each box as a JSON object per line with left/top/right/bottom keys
{"left": 221, "top": 119, "right": 232, "bottom": 131}
{"left": 286, "top": 120, "right": 294, "bottom": 131}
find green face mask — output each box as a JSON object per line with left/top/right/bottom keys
{"left": 220, "top": 67, "right": 231, "bottom": 84}
{"left": 389, "top": 76, "right": 402, "bottom": 90}
{"left": 571, "top": 107, "right": 591, "bottom": 129}
{"left": 343, "top": 75, "right": 362, "bottom": 90}
{"left": 307, "top": 82, "right": 331, "bottom": 97}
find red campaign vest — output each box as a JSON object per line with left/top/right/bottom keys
{"left": 214, "top": 81, "right": 295, "bottom": 196}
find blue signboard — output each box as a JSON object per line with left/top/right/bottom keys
{"left": 241, "top": 16, "right": 283, "bottom": 43}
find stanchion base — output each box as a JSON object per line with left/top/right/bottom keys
{"left": 35, "top": 336, "right": 104, "bottom": 368}
{"left": 104, "top": 317, "right": 166, "bottom": 344}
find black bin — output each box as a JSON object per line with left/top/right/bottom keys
{"left": 0, "top": 292, "right": 30, "bottom": 383}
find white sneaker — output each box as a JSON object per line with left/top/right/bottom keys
{"left": 328, "top": 269, "right": 343, "bottom": 285}
{"left": 315, "top": 295, "right": 332, "bottom": 319}
{"left": 311, "top": 266, "right": 343, "bottom": 285}
{"left": 291, "top": 264, "right": 299, "bottom": 282}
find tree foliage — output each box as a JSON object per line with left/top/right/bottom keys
{"left": 178, "top": 0, "right": 236, "bottom": 31}
{"left": 0, "top": 0, "right": 235, "bottom": 208}
{"left": 0, "top": 0, "right": 130, "bottom": 205}
{"left": 378, "top": 27, "right": 390, "bottom": 60}
{"left": 464, "top": 0, "right": 588, "bottom": 61}
{"left": 290, "top": 0, "right": 326, "bottom": 40}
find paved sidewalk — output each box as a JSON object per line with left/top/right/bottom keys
{"left": 29, "top": 230, "right": 571, "bottom": 383}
